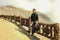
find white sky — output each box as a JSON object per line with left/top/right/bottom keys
{"left": 0, "top": 0, "right": 52, "bottom": 13}
{"left": 0, "top": 0, "right": 60, "bottom": 23}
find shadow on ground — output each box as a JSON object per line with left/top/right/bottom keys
{"left": 6, "top": 20, "right": 40, "bottom": 40}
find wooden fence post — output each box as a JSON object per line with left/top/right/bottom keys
{"left": 29, "top": 17, "right": 32, "bottom": 35}
{"left": 53, "top": 23, "right": 59, "bottom": 40}
{"left": 20, "top": 16, "right": 22, "bottom": 27}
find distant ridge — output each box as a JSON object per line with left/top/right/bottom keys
{"left": 0, "top": 5, "right": 53, "bottom": 23}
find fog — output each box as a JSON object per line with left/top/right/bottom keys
{"left": 0, "top": 0, "right": 60, "bottom": 23}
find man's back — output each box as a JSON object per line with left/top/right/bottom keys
{"left": 31, "top": 13, "right": 38, "bottom": 22}
{"left": 30, "top": 9, "right": 39, "bottom": 35}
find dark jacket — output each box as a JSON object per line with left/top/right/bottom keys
{"left": 31, "top": 13, "right": 38, "bottom": 22}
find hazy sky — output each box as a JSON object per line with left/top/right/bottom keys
{"left": 0, "top": 0, "right": 60, "bottom": 23}
{"left": 0, "top": 0, "right": 53, "bottom": 13}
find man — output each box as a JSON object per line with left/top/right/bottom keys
{"left": 30, "top": 9, "right": 39, "bottom": 35}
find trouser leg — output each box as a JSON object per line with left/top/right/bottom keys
{"left": 30, "top": 21, "right": 39, "bottom": 35}
{"left": 32, "top": 27, "right": 36, "bottom": 35}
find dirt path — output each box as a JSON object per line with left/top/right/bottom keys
{"left": 0, "top": 18, "right": 50, "bottom": 40}
{"left": 0, "top": 18, "right": 30, "bottom": 40}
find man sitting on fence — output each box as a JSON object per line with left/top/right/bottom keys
{"left": 30, "top": 9, "right": 39, "bottom": 35}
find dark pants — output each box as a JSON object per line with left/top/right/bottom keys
{"left": 32, "top": 22, "right": 39, "bottom": 35}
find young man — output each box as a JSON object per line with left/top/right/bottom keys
{"left": 30, "top": 9, "right": 39, "bottom": 35}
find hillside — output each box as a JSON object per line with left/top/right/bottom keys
{"left": 0, "top": 5, "right": 53, "bottom": 23}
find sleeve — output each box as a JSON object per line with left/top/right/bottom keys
{"left": 36, "top": 14, "right": 38, "bottom": 21}
{"left": 31, "top": 14, "right": 33, "bottom": 21}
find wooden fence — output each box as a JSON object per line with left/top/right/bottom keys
{"left": 0, "top": 15, "right": 59, "bottom": 40}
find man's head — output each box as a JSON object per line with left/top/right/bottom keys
{"left": 32, "top": 8, "right": 36, "bottom": 13}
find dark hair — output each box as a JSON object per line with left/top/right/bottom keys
{"left": 33, "top": 8, "right": 36, "bottom": 11}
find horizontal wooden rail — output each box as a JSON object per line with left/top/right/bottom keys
{"left": 0, "top": 15, "right": 59, "bottom": 40}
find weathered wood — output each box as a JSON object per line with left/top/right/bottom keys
{"left": 14, "top": 16, "right": 22, "bottom": 27}
{"left": 54, "top": 23, "right": 59, "bottom": 40}
{"left": 15, "top": 16, "right": 20, "bottom": 22}
{"left": 10, "top": 15, "right": 15, "bottom": 20}
{"left": 0, "top": 15, "right": 4, "bottom": 18}
{"left": 1, "top": 15, "right": 59, "bottom": 40}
